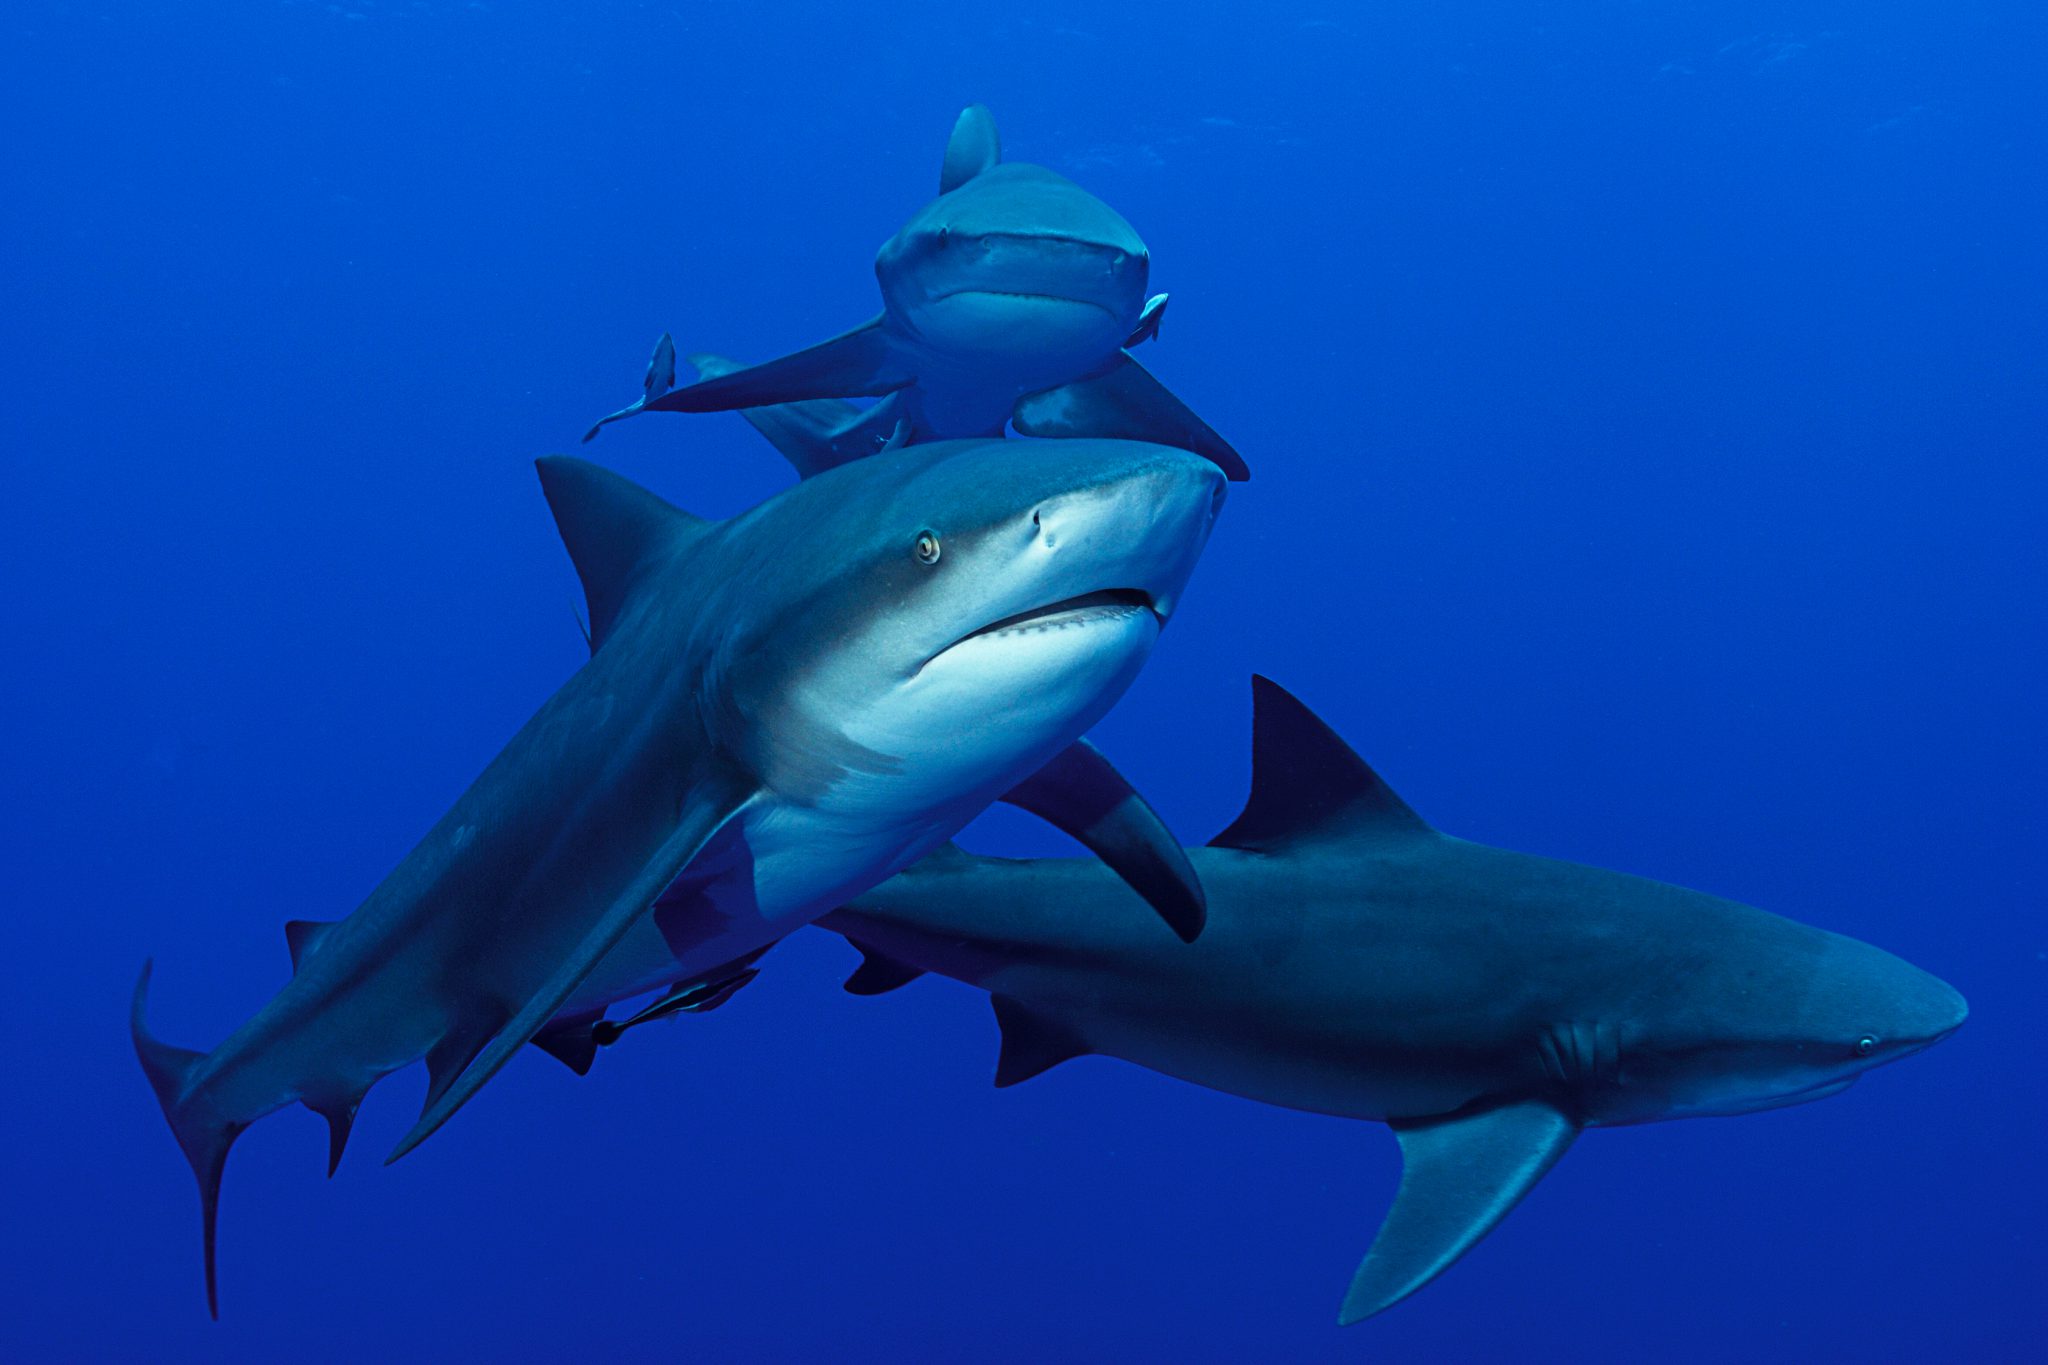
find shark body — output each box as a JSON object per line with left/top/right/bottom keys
{"left": 583, "top": 106, "right": 1247, "bottom": 481}
{"left": 133, "top": 438, "right": 1226, "bottom": 1314}
{"left": 817, "top": 677, "right": 1969, "bottom": 1323}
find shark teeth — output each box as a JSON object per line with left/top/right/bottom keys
{"left": 957, "top": 588, "right": 1153, "bottom": 645}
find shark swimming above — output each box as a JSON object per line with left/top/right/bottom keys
{"left": 582, "top": 105, "right": 1248, "bottom": 481}
{"left": 808, "top": 676, "right": 1969, "bottom": 1324}
{"left": 132, "top": 437, "right": 1226, "bottom": 1316}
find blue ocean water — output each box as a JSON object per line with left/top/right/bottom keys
{"left": 4, "top": 1, "right": 2042, "bottom": 1359}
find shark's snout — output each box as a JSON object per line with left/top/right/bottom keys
{"left": 1883, "top": 973, "right": 1967, "bottom": 1059}
{"left": 1828, "top": 937, "right": 1968, "bottom": 1070}
{"left": 1034, "top": 448, "right": 1224, "bottom": 625}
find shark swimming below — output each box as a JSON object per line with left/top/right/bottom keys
{"left": 806, "top": 676, "right": 1969, "bottom": 1323}
{"left": 131, "top": 437, "right": 1226, "bottom": 1315}
{"left": 582, "top": 104, "right": 1247, "bottom": 481}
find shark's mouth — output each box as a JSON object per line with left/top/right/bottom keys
{"left": 929, "top": 288, "right": 1122, "bottom": 319}
{"left": 935, "top": 588, "right": 1157, "bottom": 662}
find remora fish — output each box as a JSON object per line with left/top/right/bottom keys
{"left": 132, "top": 438, "right": 1226, "bottom": 1315}
{"left": 816, "top": 676, "right": 1969, "bottom": 1323}
{"left": 583, "top": 105, "right": 1247, "bottom": 480}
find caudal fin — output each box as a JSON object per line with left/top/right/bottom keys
{"left": 130, "top": 961, "right": 243, "bottom": 1319}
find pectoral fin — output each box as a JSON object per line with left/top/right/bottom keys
{"left": 586, "top": 319, "right": 911, "bottom": 440}
{"left": 385, "top": 777, "right": 757, "bottom": 1162}
{"left": 1013, "top": 352, "right": 1249, "bottom": 481}
{"left": 652, "top": 317, "right": 908, "bottom": 410}
{"left": 1000, "top": 738, "right": 1205, "bottom": 942}
{"left": 690, "top": 352, "right": 917, "bottom": 478}
{"left": 1341, "top": 1100, "right": 1578, "bottom": 1325}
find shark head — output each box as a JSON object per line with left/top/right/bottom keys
{"left": 1582, "top": 901, "right": 1968, "bottom": 1125}
{"left": 875, "top": 108, "right": 1150, "bottom": 374}
{"left": 711, "top": 437, "right": 1224, "bottom": 817}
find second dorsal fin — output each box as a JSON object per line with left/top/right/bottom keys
{"left": 1209, "top": 676, "right": 1431, "bottom": 852}
{"left": 283, "top": 919, "right": 339, "bottom": 974}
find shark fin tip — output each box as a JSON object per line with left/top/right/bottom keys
{"left": 383, "top": 1128, "right": 425, "bottom": 1167}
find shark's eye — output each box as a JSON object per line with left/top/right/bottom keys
{"left": 935, "top": 227, "right": 950, "bottom": 249}
{"left": 1855, "top": 1035, "right": 1879, "bottom": 1056}
{"left": 913, "top": 531, "right": 942, "bottom": 566}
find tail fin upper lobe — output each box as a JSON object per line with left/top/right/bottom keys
{"left": 131, "top": 961, "right": 242, "bottom": 1319}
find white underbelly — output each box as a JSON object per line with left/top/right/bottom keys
{"left": 562, "top": 796, "right": 964, "bottom": 1015}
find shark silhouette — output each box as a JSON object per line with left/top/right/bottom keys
{"left": 582, "top": 105, "right": 1247, "bottom": 481}
{"left": 132, "top": 437, "right": 1226, "bottom": 1315}
{"left": 810, "top": 676, "right": 1968, "bottom": 1323}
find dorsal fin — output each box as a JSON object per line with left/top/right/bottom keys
{"left": 940, "top": 104, "right": 1002, "bottom": 193}
{"left": 534, "top": 456, "right": 706, "bottom": 651}
{"left": 283, "top": 919, "right": 338, "bottom": 973}
{"left": 1209, "top": 676, "right": 1430, "bottom": 852}
{"left": 991, "top": 995, "right": 1090, "bottom": 1087}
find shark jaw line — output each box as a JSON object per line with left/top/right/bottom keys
{"left": 926, "top": 288, "right": 1122, "bottom": 318}
{"left": 922, "top": 588, "right": 1157, "bottom": 672}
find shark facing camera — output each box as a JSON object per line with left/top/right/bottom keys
{"left": 877, "top": 163, "right": 1151, "bottom": 376}
{"left": 583, "top": 106, "right": 1248, "bottom": 482}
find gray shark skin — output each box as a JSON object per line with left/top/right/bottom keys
{"left": 582, "top": 105, "right": 1248, "bottom": 481}
{"left": 132, "top": 437, "right": 1226, "bottom": 1316}
{"left": 817, "top": 676, "right": 1968, "bottom": 1325}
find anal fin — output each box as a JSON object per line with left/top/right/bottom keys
{"left": 530, "top": 1012, "right": 604, "bottom": 1076}
{"left": 991, "top": 995, "right": 1091, "bottom": 1088}
{"left": 1341, "top": 1100, "right": 1578, "bottom": 1324}
{"left": 301, "top": 1089, "right": 366, "bottom": 1177}
{"left": 841, "top": 939, "right": 926, "bottom": 996}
